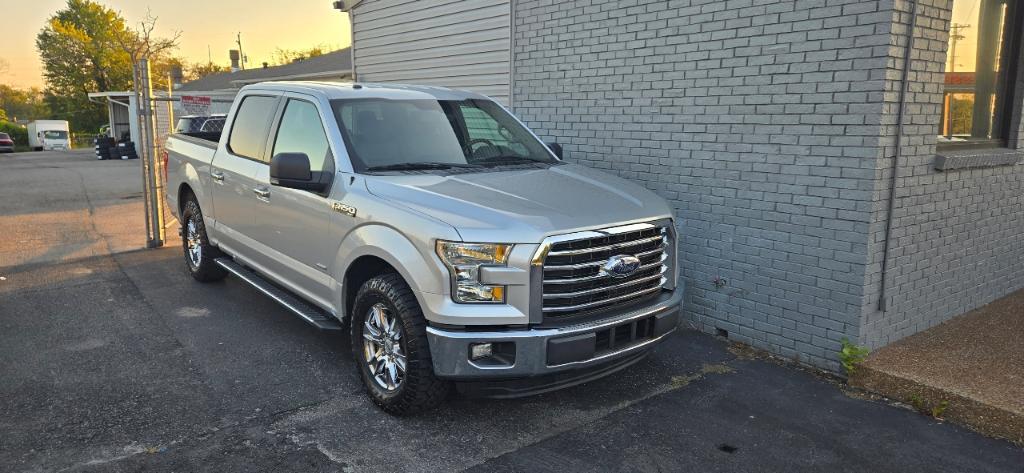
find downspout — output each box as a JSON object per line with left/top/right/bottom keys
{"left": 878, "top": 0, "right": 921, "bottom": 311}
{"left": 350, "top": 8, "right": 358, "bottom": 82}
{"left": 509, "top": 0, "right": 516, "bottom": 111}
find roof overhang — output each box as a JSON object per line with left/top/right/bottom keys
{"left": 230, "top": 69, "right": 353, "bottom": 87}
{"left": 335, "top": 0, "right": 363, "bottom": 12}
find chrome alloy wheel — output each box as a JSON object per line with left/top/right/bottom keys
{"left": 186, "top": 218, "right": 202, "bottom": 269}
{"left": 362, "top": 302, "right": 407, "bottom": 391}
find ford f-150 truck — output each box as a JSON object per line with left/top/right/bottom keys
{"left": 165, "top": 81, "right": 681, "bottom": 414}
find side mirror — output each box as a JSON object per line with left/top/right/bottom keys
{"left": 546, "top": 142, "right": 563, "bottom": 159}
{"left": 270, "top": 152, "right": 331, "bottom": 193}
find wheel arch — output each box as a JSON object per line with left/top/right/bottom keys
{"left": 177, "top": 182, "right": 195, "bottom": 216}
{"left": 342, "top": 255, "right": 398, "bottom": 322}
{"left": 334, "top": 224, "right": 449, "bottom": 322}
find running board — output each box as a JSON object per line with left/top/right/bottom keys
{"left": 214, "top": 257, "right": 344, "bottom": 331}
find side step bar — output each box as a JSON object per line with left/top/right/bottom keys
{"left": 214, "top": 257, "right": 344, "bottom": 331}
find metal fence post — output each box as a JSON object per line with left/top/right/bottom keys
{"left": 134, "top": 61, "right": 154, "bottom": 247}
{"left": 137, "top": 58, "right": 165, "bottom": 248}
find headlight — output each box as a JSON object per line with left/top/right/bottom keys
{"left": 435, "top": 241, "right": 512, "bottom": 303}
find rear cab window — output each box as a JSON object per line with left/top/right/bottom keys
{"left": 228, "top": 95, "right": 279, "bottom": 161}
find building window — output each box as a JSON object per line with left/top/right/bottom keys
{"left": 938, "top": 0, "right": 1022, "bottom": 149}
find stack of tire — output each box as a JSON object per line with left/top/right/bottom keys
{"left": 117, "top": 141, "right": 139, "bottom": 160}
{"left": 95, "top": 136, "right": 115, "bottom": 160}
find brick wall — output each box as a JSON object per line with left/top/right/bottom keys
{"left": 860, "top": 0, "right": 1024, "bottom": 347}
{"left": 512, "top": 0, "right": 897, "bottom": 370}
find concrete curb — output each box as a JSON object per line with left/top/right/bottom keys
{"left": 851, "top": 365, "right": 1024, "bottom": 446}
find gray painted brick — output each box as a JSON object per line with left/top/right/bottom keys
{"left": 512, "top": 0, "right": 1024, "bottom": 372}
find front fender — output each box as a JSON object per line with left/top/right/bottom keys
{"left": 332, "top": 223, "right": 451, "bottom": 310}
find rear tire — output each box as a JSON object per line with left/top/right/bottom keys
{"left": 351, "top": 273, "right": 450, "bottom": 415}
{"left": 181, "top": 198, "right": 227, "bottom": 282}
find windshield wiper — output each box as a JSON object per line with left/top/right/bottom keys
{"left": 471, "top": 155, "right": 541, "bottom": 166}
{"left": 365, "top": 162, "right": 478, "bottom": 172}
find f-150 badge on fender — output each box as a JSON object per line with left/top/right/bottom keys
{"left": 331, "top": 202, "right": 356, "bottom": 217}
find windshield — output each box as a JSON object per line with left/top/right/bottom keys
{"left": 331, "top": 98, "right": 557, "bottom": 172}
{"left": 43, "top": 130, "right": 68, "bottom": 140}
{"left": 0, "top": 133, "right": 9, "bottom": 140}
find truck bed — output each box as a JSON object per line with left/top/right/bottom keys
{"left": 165, "top": 132, "right": 220, "bottom": 218}
{"left": 175, "top": 131, "right": 221, "bottom": 146}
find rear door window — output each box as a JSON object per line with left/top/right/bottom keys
{"left": 228, "top": 95, "right": 279, "bottom": 161}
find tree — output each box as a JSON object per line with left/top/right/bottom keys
{"left": 36, "top": 0, "right": 134, "bottom": 132}
{"left": 0, "top": 85, "right": 50, "bottom": 122}
{"left": 273, "top": 45, "right": 329, "bottom": 65}
{"left": 187, "top": 62, "right": 230, "bottom": 81}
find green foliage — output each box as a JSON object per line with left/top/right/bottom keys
{"left": 909, "top": 393, "right": 925, "bottom": 411}
{"left": 908, "top": 394, "right": 950, "bottom": 419}
{"left": 36, "top": 0, "right": 134, "bottom": 133}
{"left": 186, "top": 61, "right": 231, "bottom": 81}
{"left": 0, "top": 85, "right": 50, "bottom": 122}
{"left": 839, "top": 338, "right": 870, "bottom": 375}
{"left": 0, "top": 121, "right": 29, "bottom": 148}
{"left": 273, "top": 45, "right": 330, "bottom": 65}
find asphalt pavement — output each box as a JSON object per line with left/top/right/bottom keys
{"left": 1, "top": 150, "right": 1022, "bottom": 472}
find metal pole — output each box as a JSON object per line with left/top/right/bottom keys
{"left": 877, "top": 0, "right": 920, "bottom": 312}
{"left": 134, "top": 62, "right": 154, "bottom": 245}
{"left": 236, "top": 32, "right": 245, "bottom": 70}
{"left": 140, "top": 58, "right": 165, "bottom": 248}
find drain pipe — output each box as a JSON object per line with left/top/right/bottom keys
{"left": 878, "top": 0, "right": 921, "bottom": 312}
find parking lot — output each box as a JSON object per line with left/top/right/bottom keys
{"left": 1, "top": 150, "right": 1022, "bottom": 472}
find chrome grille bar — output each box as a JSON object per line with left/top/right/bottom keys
{"left": 543, "top": 247, "right": 665, "bottom": 271}
{"left": 546, "top": 235, "right": 665, "bottom": 257}
{"left": 542, "top": 284, "right": 666, "bottom": 313}
{"left": 542, "top": 257, "right": 667, "bottom": 285}
{"left": 543, "top": 273, "right": 666, "bottom": 299}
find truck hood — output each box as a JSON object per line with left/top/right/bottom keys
{"left": 364, "top": 164, "right": 672, "bottom": 243}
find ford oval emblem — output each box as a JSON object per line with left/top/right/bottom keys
{"left": 601, "top": 255, "right": 641, "bottom": 278}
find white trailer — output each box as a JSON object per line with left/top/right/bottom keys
{"left": 27, "top": 120, "right": 70, "bottom": 151}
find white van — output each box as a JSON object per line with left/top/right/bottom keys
{"left": 27, "top": 120, "right": 71, "bottom": 151}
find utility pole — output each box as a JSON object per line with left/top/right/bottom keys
{"left": 945, "top": 23, "right": 969, "bottom": 139}
{"left": 208, "top": 44, "right": 212, "bottom": 65}
{"left": 236, "top": 32, "right": 246, "bottom": 70}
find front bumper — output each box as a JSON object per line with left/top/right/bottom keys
{"left": 426, "top": 289, "right": 681, "bottom": 379}
{"left": 0, "top": 145, "right": 14, "bottom": 152}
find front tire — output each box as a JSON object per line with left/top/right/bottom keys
{"left": 351, "top": 273, "right": 449, "bottom": 415}
{"left": 180, "top": 198, "right": 227, "bottom": 282}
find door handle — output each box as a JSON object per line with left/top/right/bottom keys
{"left": 210, "top": 170, "right": 225, "bottom": 182}
{"left": 253, "top": 187, "right": 271, "bottom": 199}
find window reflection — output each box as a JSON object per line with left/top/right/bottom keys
{"left": 939, "top": 0, "right": 1015, "bottom": 146}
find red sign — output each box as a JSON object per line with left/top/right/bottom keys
{"left": 181, "top": 95, "right": 212, "bottom": 116}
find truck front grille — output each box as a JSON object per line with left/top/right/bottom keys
{"left": 541, "top": 223, "right": 670, "bottom": 318}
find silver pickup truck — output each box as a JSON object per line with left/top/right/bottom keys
{"left": 165, "top": 81, "right": 681, "bottom": 414}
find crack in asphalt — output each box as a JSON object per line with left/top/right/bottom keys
{"left": 452, "top": 361, "right": 738, "bottom": 472}
{"left": 58, "top": 396, "right": 338, "bottom": 472}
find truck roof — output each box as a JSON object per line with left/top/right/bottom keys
{"left": 237, "top": 81, "right": 493, "bottom": 102}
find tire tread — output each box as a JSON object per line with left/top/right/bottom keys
{"left": 352, "top": 273, "right": 449, "bottom": 415}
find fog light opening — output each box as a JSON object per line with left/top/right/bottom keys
{"left": 470, "top": 343, "right": 493, "bottom": 361}
{"left": 467, "top": 341, "right": 516, "bottom": 367}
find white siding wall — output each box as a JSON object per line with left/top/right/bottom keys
{"left": 352, "top": 0, "right": 511, "bottom": 104}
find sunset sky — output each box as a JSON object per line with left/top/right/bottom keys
{"left": 3, "top": 0, "right": 352, "bottom": 89}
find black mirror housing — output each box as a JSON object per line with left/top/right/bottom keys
{"left": 271, "top": 152, "right": 312, "bottom": 181}
{"left": 270, "top": 152, "right": 332, "bottom": 193}
{"left": 546, "top": 142, "right": 563, "bottom": 159}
